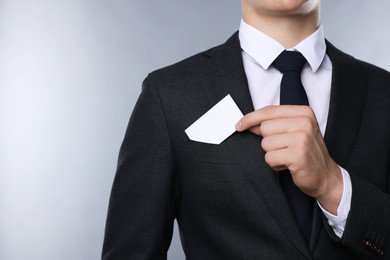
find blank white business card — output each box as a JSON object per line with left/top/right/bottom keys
{"left": 185, "top": 95, "right": 243, "bottom": 144}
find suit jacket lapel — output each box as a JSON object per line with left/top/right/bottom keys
{"left": 324, "top": 41, "right": 368, "bottom": 167}
{"left": 198, "top": 32, "right": 313, "bottom": 259}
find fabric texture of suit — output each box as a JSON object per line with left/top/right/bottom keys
{"left": 102, "top": 32, "right": 390, "bottom": 259}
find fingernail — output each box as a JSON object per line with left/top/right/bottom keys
{"left": 235, "top": 120, "right": 242, "bottom": 131}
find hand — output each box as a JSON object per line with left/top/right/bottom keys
{"left": 235, "top": 105, "right": 343, "bottom": 215}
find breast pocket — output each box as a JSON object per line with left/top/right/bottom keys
{"left": 178, "top": 137, "right": 238, "bottom": 165}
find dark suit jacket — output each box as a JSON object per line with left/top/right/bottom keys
{"left": 102, "top": 32, "right": 390, "bottom": 259}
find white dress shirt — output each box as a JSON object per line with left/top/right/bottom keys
{"left": 238, "top": 19, "right": 351, "bottom": 238}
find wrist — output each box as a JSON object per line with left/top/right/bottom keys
{"left": 317, "top": 162, "right": 343, "bottom": 215}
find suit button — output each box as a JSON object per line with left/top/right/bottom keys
{"left": 363, "top": 240, "right": 385, "bottom": 257}
{"left": 377, "top": 248, "right": 384, "bottom": 256}
{"left": 363, "top": 240, "right": 372, "bottom": 248}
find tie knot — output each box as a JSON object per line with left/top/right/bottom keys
{"left": 273, "top": 50, "right": 306, "bottom": 73}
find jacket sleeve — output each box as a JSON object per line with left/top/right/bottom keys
{"left": 321, "top": 165, "right": 390, "bottom": 259}
{"left": 339, "top": 173, "right": 390, "bottom": 259}
{"left": 102, "top": 74, "right": 178, "bottom": 260}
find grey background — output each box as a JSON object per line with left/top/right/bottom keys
{"left": 0, "top": 1, "right": 389, "bottom": 260}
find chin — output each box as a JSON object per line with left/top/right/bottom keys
{"left": 265, "top": 0, "right": 319, "bottom": 15}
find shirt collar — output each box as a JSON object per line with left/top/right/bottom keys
{"left": 238, "top": 19, "right": 326, "bottom": 72}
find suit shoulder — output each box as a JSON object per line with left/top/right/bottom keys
{"left": 326, "top": 40, "right": 390, "bottom": 79}
{"left": 146, "top": 32, "right": 239, "bottom": 82}
{"left": 352, "top": 58, "right": 390, "bottom": 90}
{"left": 354, "top": 59, "right": 390, "bottom": 80}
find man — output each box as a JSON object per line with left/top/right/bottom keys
{"left": 102, "top": 0, "right": 390, "bottom": 259}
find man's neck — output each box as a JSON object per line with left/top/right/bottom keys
{"left": 242, "top": 10, "right": 320, "bottom": 49}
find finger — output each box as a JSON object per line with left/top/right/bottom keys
{"left": 262, "top": 132, "right": 313, "bottom": 168}
{"left": 261, "top": 131, "right": 312, "bottom": 153}
{"left": 248, "top": 125, "right": 262, "bottom": 136}
{"left": 264, "top": 149, "right": 291, "bottom": 170}
{"left": 261, "top": 133, "right": 291, "bottom": 152}
{"left": 260, "top": 116, "right": 318, "bottom": 137}
{"left": 236, "top": 105, "right": 314, "bottom": 132}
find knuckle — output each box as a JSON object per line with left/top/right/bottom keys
{"left": 301, "top": 106, "right": 315, "bottom": 117}
{"left": 261, "top": 137, "right": 269, "bottom": 151}
{"left": 300, "top": 117, "right": 315, "bottom": 130}
{"left": 263, "top": 105, "right": 277, "bottom": 115}
{"left": 296, "top": 131, "right": 311, "bottom": 147}
{"left": 264, "top": 152, "right": 274, "bottom": 165}
{"left": 259, "top": 122, "right": 269, "bottom": 136}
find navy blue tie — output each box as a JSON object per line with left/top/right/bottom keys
{"left": 273, "top": 50, "right": 314, "bottom": 243}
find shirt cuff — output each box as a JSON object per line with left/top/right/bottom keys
{"left": 317, "top": 166, "right": 352, "bottom": 238}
